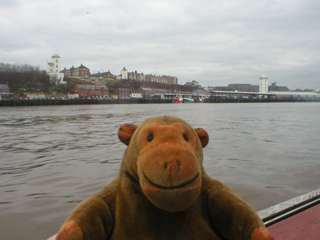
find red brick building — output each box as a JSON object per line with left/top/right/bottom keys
{"left": 113, "top": 88, "right": 131, "bottom": 99}
{"left": 74, "top": 84, "right": 108, "bottom": 98}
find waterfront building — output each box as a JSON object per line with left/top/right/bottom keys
{"left": 74, "top": 84, "right": 108, "bottom": 98}
{"left": 0, "top": 84, "right": 10, "bottom": 100}
{"left": 259, "top": 75, "right": 269, "bottom": 93}
{"left": 46, "top": 53, "right": 65, "bottom": 85}
{"left": 113, "top": 87, "right": 130, "bottom": 99}
{"left": 130, "top": 90, "right": 144, "bottom": 99}
{"left": 23, "top": 92, "right": 46, "bottom": 99}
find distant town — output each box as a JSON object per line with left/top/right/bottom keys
{"left": 0, "top": 53, "right": 320, "bottom": 102}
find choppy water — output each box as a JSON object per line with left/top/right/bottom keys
{"left": 0, "top": 103, "right": 319, "bottom": 239}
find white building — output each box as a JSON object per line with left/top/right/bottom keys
{"left": 46, "top": 53, "right": 65, "bottom": 85}
{"left": 259, "top": 75, "right": 268, "bottom": 93}
{"left": 120, "top": 67, "right": 128, "bottom": 80}
{"left": 130, "top": 93, "right": 143, "bottom": 98}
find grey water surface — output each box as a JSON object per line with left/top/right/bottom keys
{"left": 0, "top": 102, "right": 319, "bottom": 239}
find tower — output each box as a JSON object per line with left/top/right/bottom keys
{"left": 259, "top": 75, "right": 268, "bottom": 93}
{"left": 46, "top": 53, "right": 65, "bottom": 85}
{"left": 51, "top": 53, "right": 61, "bottom": 73}
{"left": 121, "top": 67, "right": 128, "bottom": 80}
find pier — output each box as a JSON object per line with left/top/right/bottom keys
{"left": 204, "top": 97, "right": 320, "bottom": 103}
{"left": 205, "top": 90, "right": 320, "bottom": 103}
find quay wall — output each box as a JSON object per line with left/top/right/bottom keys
{"left": 0, "top": 98, "right": 172, "bottom": 107}
{"left": 1, "top": 98, "right": 319, "bottom": 107}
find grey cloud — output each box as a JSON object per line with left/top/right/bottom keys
{"left": 1, "top": 0, "right": 319, "bottom": 90}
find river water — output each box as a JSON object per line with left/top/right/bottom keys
{"left": 0, "top": 102, "right": 319, "bottom": 239}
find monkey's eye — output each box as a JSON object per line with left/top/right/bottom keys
{"left": 183, "top": 134, "right": 189, "bottom": 142}
{"left": 148, "top": 134, "right": 154, "bottom": 142}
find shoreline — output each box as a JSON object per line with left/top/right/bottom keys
{"left": 0, "top": 98, "right": 171, "bottom": 107}
{"left": 0, "top": 98, "right": 319, "bottom": 107}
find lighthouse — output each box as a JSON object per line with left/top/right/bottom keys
{"left": 259, "top": 75, "right": 268, "bottom": 93}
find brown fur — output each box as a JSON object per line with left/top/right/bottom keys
{"left": 57, "top": 116, "right": 274, "bottom": 240}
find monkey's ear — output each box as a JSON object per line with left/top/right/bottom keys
{"left": 194, "top": 128, "right": 209, "bottom": 148}
{"left": 118, "top": 124, "right": 138, "bottom": 146}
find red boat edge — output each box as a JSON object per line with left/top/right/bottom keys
{"left": 259, "top": 187, "right": 320, "bottom": 240}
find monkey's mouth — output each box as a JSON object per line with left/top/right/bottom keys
{"left": 143, "top": 172, "right": 200, "bottom": 190}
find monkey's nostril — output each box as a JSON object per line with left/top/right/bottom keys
{"left": 164, "top": 162, "right": 168, "bottom": 169}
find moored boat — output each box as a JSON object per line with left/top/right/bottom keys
{"left": 172, "top": 96, "right": 184, "bottom": 103}
{"left": 183, "top": 97, "right": 194, "bottom": 103}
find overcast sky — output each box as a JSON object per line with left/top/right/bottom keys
{"left": 1, "top": 0, "right": 320, "bottom": 90}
